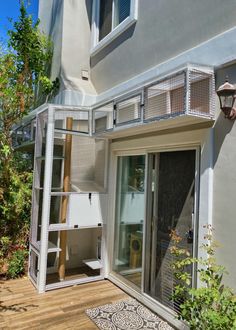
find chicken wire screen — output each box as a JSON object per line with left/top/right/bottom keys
{"left": 144, "top": 73, "right": 185, "bottom": 121}
{"left": 93, "top": 103, "right": 113, "bottom": 133}
{"left": 188, "top": 70, "right": 213, "bottom": 117}
{"left": 115, "top": 94, "right": 142, "bottom": 125}
{"left": 54, "top": 109, "right": 90, "bottom": 134}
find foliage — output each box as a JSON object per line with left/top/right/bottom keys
{"left": 7, "top": 248, "right": 28, "bottom": 279}
{"left": 170, "top": 225, "right": 236, "bottom": 330}
{"left": 0, "top": 1, "right": 57, "bottom": 278}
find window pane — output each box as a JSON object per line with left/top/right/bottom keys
{"left": 99, "top": 0, "right": 112, "bottom": 41}
{"left": 114, "top": 0, "right": 131, "bottom": 27}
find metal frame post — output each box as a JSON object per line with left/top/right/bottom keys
{"left": 38, "top": 106, "right": 55, "bottom": 293}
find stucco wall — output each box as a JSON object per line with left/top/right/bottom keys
{"left": 213, "top": 65, "right": 236, "bottom": 289}
{"left": 61, "top": 0, "right": 96, "bottom": 95}
{"left": 38, "top": 0, "right": 63, "bottom": 80}
{"left": 39, "top": 0, "right": 97, "bottom": 102}
{"left": 90, "top": 0, "right": 236, "bottom": 93}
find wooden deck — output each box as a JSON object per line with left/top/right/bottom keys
{"left": 0, "top": 277, "right": 128, "bottom": 329}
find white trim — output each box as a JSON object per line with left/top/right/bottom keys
{"left": 192, "top": 147, "right": 201, "bottom": 288}
{"left": 206, "top": 128, "right": 214, "bottom": 228}
{"left": 197, "top": 128, "right": 214, "bottom": 286}
{"left": 91, "top": 17, "right": 137, "bottom": 56}
{"left": 114, "top": 149, "right": 146, "bottom": 156}
{"left": 91, "top": 0, "right": 138, "bottom": 56}
{"left": 141, "top": 153, "right": 148, "bottom": 293}
{"left": 45, "top": 275, "right": 104, "bottom": 291}
{"left": 104, "top": 151, "right": 117, "bottom": 277}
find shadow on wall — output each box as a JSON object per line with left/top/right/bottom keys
{"left": 214, "top": 66, "right": 236, "bottom": 166}
{"left": 213, "top": 111, "right": 235, "bottom": 166}
{"left": 85, "top": 0, "right": 93, "bottom": 28}
{"left": 90, "top": 24, "right": 136, "bottom": 67}
{"left": 49, "top": 0, "right": 63, "bottom": 37}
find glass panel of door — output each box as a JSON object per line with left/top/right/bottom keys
{"left": 113, "top": 155, "right": 146, "bottom": 288}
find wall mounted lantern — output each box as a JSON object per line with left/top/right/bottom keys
{"left": 216, "top": 78, "right": 236, "bottom": 119}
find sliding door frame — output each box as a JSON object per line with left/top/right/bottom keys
{"left": 107, "top": 145, "right": 201, "bottom": 328}
{"left": 108, "top": 149, "right": 147, "bottom": 294}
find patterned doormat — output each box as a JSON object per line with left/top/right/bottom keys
{"left": 86, "top": 298, "right": 174, "bottom": 329}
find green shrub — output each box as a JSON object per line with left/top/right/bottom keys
{"left": 0, "top": 1, "right": 57, "bottom": 279}
{"left": 7, "top": 249, "right": 28, "bottom": 279}
{"left": 170, "top": 225, "right": 236, "bottom": 330}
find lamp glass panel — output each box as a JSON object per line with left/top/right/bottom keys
{"left": 220, "top": 95, "right": 234, "bottom": 108}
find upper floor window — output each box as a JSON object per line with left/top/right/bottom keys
{"left": 91, "top": 0, "right": 138, "bottom": 55}
{"left": 99, "top": 0, "right": 131, "bottom": 41}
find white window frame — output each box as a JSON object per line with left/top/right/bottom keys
{"left": 91, "top": 0, "right": 138, "bottom": 56}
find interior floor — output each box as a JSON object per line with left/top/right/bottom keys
{"left": 46, "top": 266, "right": 100, "bottom": 285}
{"left": 124, "top": 272, "right": 142, "bottom": 287}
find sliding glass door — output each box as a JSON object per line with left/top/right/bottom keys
{"left": 144, "top": 150, "right": 196, "bottom": 310}
{"left": 113, "top": 155, "right": 146, "bottom": 288}
{"left": 112, "top": 149, "right": 197, "bottom": 312}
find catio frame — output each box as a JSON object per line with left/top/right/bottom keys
{"left": 21, "top": 64, "right": 215, "bottom": 293}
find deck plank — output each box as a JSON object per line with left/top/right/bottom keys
{"left": 0, "top": 277, "right": 128, "bottom": 329}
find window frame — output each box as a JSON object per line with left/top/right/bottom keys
{"left": 91, "top": 0, "right": 138, "bottom": 56}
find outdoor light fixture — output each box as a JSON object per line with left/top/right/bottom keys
{"left": 216, "top": 77, "right": 236, "bottom": 119}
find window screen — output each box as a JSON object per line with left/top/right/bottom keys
{"left": 116, "top": 94, "right": 141, "bottom": 125}
{"left": 114, "top": 0, "right": 131, "bottom": 27}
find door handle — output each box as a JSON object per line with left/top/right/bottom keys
{"left": 186, "top": 229, "right": 193, "bottom": 244}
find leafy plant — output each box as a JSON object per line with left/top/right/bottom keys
{"left": 0, "top": 1, "right": 58, "bottom": 278}
{"left": 7, "top": 248, "right": 28, "bottom": 279}
{"left": 170, "top": 225, "right": 236, "bottom": 329}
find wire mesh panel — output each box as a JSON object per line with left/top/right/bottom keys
{"left": 115, "top": 94, "right": 141, "bottom": 125}
{"left": 50, "top": 133, "right": 107, "bottom": 195}
{"left": 12, "top": 126, "right": 23, "bottom": 147}
{"left": 188, "top": 70, "right": 214, "bottom": 117}
{"left": 31, "top": 110, "right": 48, "bottom": 247}
{"left": 22, "top": 122, "right": 32, "bottom": 143}
{"left": 95, "top": 139, "right": 107, "bottom": 188}
{"left": 12, "top": 119, "right": 36, "bottom": 148}
{"left": 144, "top": 73, "right": 185, "bottom": 121}
{"left": 93, "top": 103, "right": 113, "bottom": 133}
